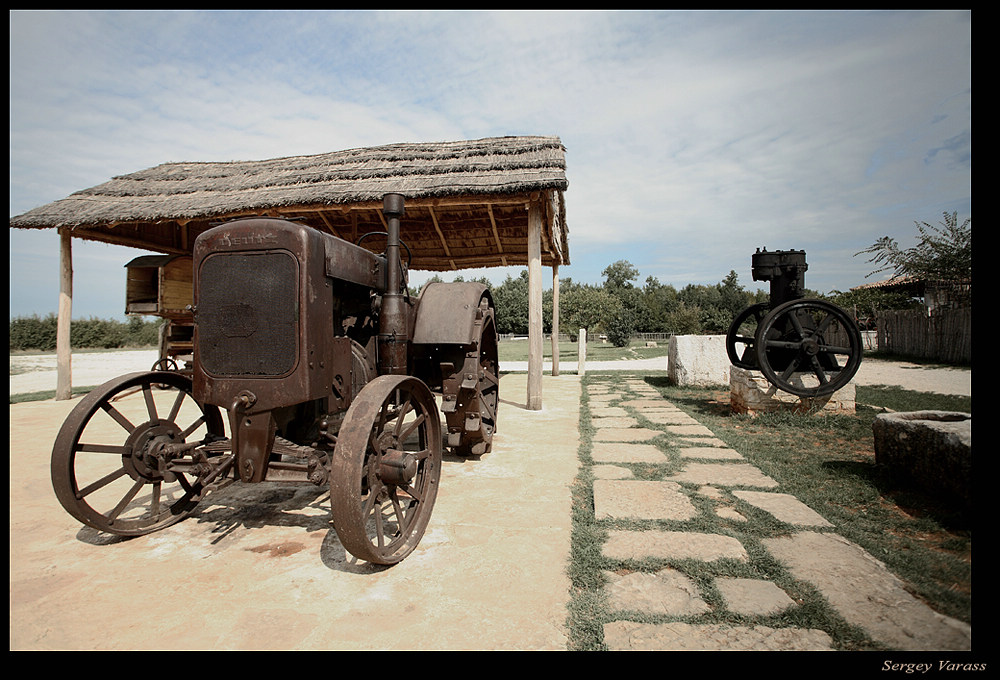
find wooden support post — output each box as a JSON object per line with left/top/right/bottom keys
{"left": 551, "top": 263, "right": 560, "bottom": 376}
{"left": 527, "top": 201, "right": 543, "bottom": 410}
{"left": 56, "top": 227, "right": 73, "bottom": 400}
{"left": 578, "top": 328, "right": 587, "bottom": 377}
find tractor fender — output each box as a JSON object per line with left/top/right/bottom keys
{"left": 411, "top": 282, "right": 493, "bottom": 346}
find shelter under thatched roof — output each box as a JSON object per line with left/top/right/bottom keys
{"left": 11, "top": 135, "right": 570, "bottom": 407}
{"left": 10, "top": 135, "right": 569, "bottom": 270}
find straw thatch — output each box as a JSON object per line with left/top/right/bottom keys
{"left": 10, "top": 136, "right": 569, "bottom": 270}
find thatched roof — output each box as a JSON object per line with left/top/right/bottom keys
{"left": 10, "top": 135, "right": 569, "bottom": 270}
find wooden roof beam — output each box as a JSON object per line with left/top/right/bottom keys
{"left": 486, "top": 204, "right": 508, "bottom": 266}
{"left": 427, "top": 206, "right": 456, "bottom": 270}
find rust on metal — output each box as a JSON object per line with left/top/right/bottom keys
{"left": 726, "top": 248, "right": 863, "bottom": 397}
{"left": 50, "top": 193, "right": 498, "bottom": 566}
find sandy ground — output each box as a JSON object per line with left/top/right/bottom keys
{"left": 9, "top": 351, "right": 970, "bottom": 651}
{"left": 10, "top": 350, "right": 973, "bottom": 397}
{"left": 10, "top": 372, "right": 581, "bottom": 650}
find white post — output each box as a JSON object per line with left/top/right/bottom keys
{"left": 551, "top": 263, "right": 560, "bottom": 377}
{"left": 56, "top": 227, "right": 73, "bottom": 400}
{"left": 578, "top": 328, "right": 587, "bottom": 377}
{"left": 527, "top": 201, "right": 543, "bottom": 410}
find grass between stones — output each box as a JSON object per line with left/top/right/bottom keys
{"left": 565, "top": 372, "right": 972, "bottom": 652}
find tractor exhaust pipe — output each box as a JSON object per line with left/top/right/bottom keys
{"left": 378, "top": 193, "right": 408, "bottom": 375}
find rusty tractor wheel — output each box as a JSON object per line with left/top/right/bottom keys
{"left": 754, "top": 299, "right": 864, "bottom": 397}
{"left": 453, "top": 297, "right": 499, "bottom": 457}
{"left": 726, "top": 302, "right": 769, "bottom": 370}
{"left": 51, "top": 371, "right": 225, "bottom": 536}
{"left": 151, "top": 357, "right": 179, "bottom": 372}
{"left": 329, "top": 375, "right": 442, "bottom": 565}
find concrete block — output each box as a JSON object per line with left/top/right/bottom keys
{"left": 668, "top": 335, "right": 731, "bottom": 387}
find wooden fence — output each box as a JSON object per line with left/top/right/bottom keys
{"left": 876, "top": 307, "right": 971, "bottom": 363}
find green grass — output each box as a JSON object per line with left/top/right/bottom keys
{"left": 566, "top": 375, "right": 971, "bottom": 651}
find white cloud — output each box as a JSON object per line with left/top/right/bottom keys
{"left": 9, "top": 10, "right": 970, "bottom": 318}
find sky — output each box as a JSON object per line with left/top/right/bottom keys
{"left": 9, "top": 9, "right": 971, "bottom": 320}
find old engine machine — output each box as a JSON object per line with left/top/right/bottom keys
{"left": 51, "top": 194, "right": 499, "bottom": 565}
{"left": 726, "top": 248, "right": 863, "bottom": 398}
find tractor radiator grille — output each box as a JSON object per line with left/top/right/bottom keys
{"left": 197, "top": 251, "right": 299, "bottom": 377}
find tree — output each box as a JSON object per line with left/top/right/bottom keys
{"left": 857, "top": 212, "right": 971, "bottom": 285}
{"left": 561, "top": 285, "right": 620, "bottom": 336}
{"left": 492, "top": 271, "right": 530, "bottom": 335}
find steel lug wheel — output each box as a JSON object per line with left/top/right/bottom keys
{"left": 51, "top": 371, "right": 225, "bottom": 536}
{"left": 726, "top": 302, "right": 769, "bottom": 369}
{"left": 329, "top": 375, "right": 442, "bottom": 565}
{"left": 453, "top": 296, "right": 499, "bottom": 457}
{"left": 754, "top": 299, "right": 863, "bottom": 397}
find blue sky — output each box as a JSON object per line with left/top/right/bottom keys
{"left": 9, "top": 10, "right": 971, "bottom": 320}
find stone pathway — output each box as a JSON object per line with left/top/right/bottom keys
{"left": 585, "top": 377, "right": 972, "bottom": 652}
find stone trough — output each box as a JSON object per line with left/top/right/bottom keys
{"left": 872, "top": 410, "right": 972, "bottom": 512}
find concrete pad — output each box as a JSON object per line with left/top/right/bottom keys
{"left": 10, "top": 372, "right": 580, "bottom": 651}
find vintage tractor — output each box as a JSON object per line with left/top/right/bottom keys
{"left": 50, "top": 194, "right": 499, "bottom": 565}
{"left": 726, "top": 248, "right": 863, "bottom": 397}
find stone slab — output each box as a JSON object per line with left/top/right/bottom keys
{"left": 591, "top": 442, "right": 668, "bottom": 464}
{"left": 667, "top": 334, "right": 732, "bottom": 387}
{"left": 604, "top": 568, "right": 709, "bottom": 616}
{"left": 592, "top": 427, "right": 661, "bottom": 442}
{"left": 603, "top": 621, "right": 833, "bottom": 651}
{"left": 639, "top": 412, "right": 698, "bottom": 426}
{"left": 763, "top": 532, "right": 971, "bottom": 651}
{"left": 715, "top": 577, "right": 797, "bottom": 616}
{"left": 593, "top": 480, "right": 698, "bottom": 521}
{"left": 589, "top": 406, "right": 629, "bottom": 418}
{"left": 670, "top": 462, "right": 779, "bottom": 488}
{"left": 589, "top": 416, "right": 639, "bottom": 429}
{"left": 663, "top": 424, "right": 717, "bottom": 437}
{"left": 593, "top": 465, "right": 634, "bottom": 479}
{"left": 732, "top": 490, "right": 833, "bottom": 527}
{"left": 620, "top": 399, "right": 677, "bottom": 409}
{"left": 678, "top": 436, "right": 728, "bottom": 447}
{"left": 603, "top": 530, "right": 748, "bottom": 562}
{"left": 730, "top": 366, "right": 856, "bottom": 416}
{"left": 677, "top": 446, "right": 743, "bottom": 460}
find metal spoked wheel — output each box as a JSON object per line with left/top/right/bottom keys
{"left": 454, "top": 297, "right": 499, "bottom": 457}
{"left": 51, "top": 371, "right": 225, "bottom": 536}
{"left": 151, "top": 357, "right": 179, "bottom": 372}
{"left": 754, "top": 299, "right": 864, "bottom": 397}
{"left": 329, "top": 375, "right": 442, "bottom": 565}
{"left": 726, "top": 302, "right": 769, "bottom": 369}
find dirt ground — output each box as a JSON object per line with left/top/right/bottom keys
{"left": 9, "top": 351, "right": 970, "bottom": 650}
{"left": 10, "top": 372, "right": 582, "bottom": 651}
